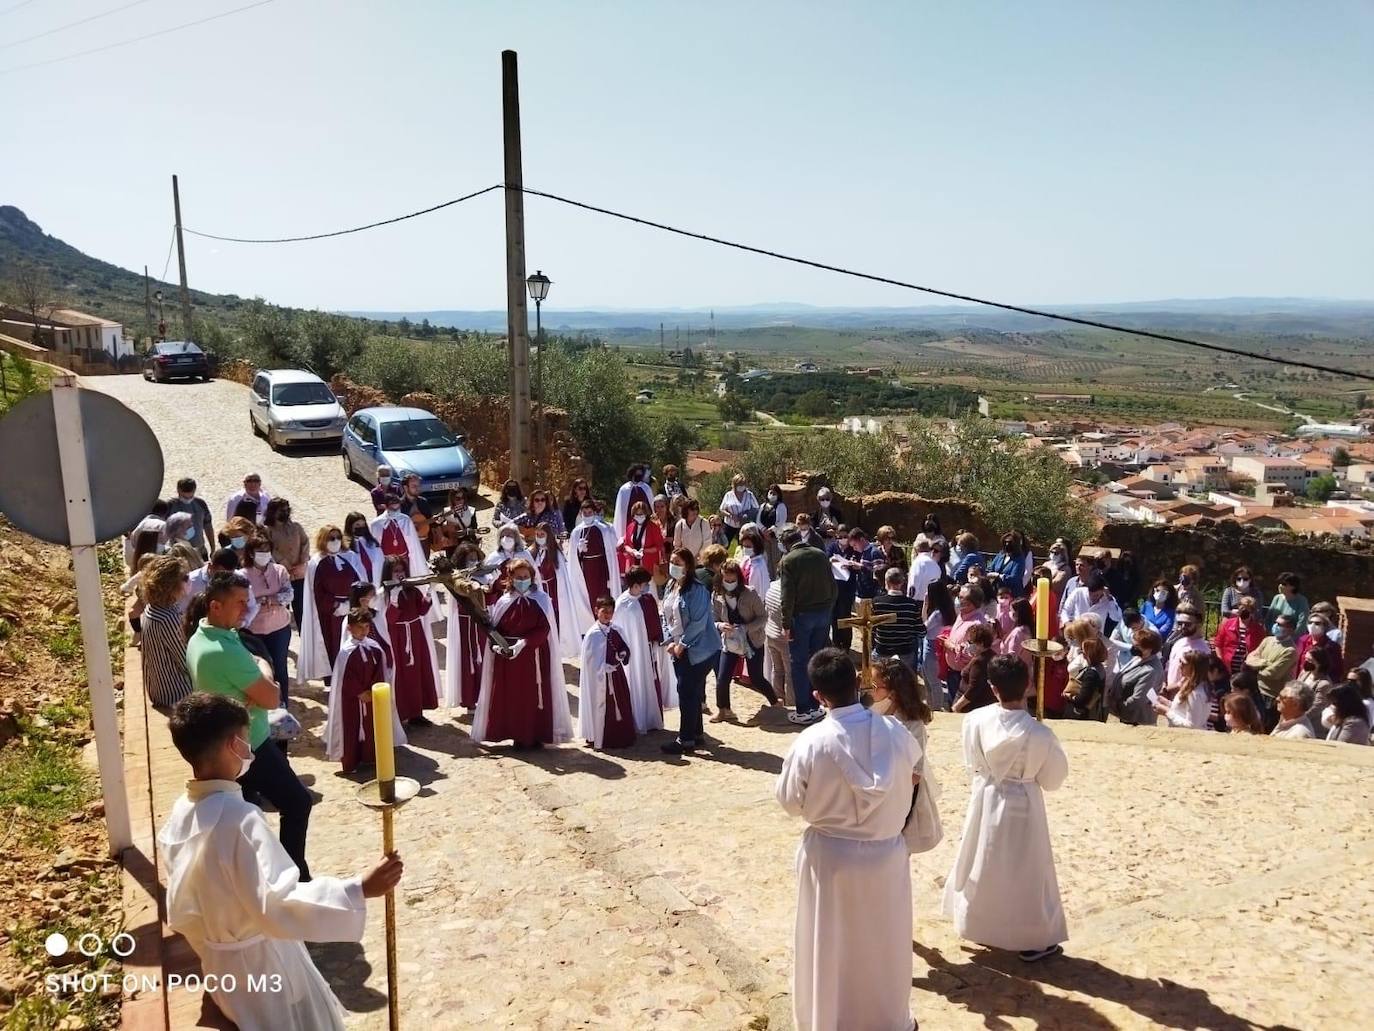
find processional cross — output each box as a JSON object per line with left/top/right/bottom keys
{"left": 838, "top": 597, "right": 897, "bottom": 686}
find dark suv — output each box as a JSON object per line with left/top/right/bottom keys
{"left": 142, "top": 340, "right": 211, "bottom": 383}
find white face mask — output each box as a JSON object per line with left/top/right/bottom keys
{"left": 819, "top": 499, "right": 830, "bottom": 508}
{"left": 723, "top": 580, "right": 739, "bottom": 592}
{"left": 326, "top": 540, "right": 342, "bottom": 555}
{"left": 1153, "top": 589, "right": 1168, "bottom": 604}
{"left": 634, "top": 514, "right": 647, "bottom": 525}
{"left": 1236, "top": 578, "right": 1250, "bottom": 588}
{"left": 740, "top": 547, "right": 754, "bottom": 559}
{"left": 536, "top": 534, "right": 549, "bottom": 547}
{"left": 231, "top": 736, "right": 254, "bottom": 779}
{"left": 252, "top": 552, "right": 271, "bottom": 567}
{"left": 501, "top": 537, "right": 516, "bottom": 552}
{"left": 379, "top": 476, "right": 392, "bottom": 486}
{"left": 767, "top": 493, "right": 779, "bottom": 503}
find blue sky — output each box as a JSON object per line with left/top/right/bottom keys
{"left": 6, "top": 0, "right": 1373, "bottom": 312}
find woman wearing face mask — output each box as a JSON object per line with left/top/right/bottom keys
{"left": 345, "top": 580, "right": 394, "bottom": 678}
{"left": 612, "top": 566, "right": 674, "bottom": 730}
{"left": 709, "top": 559, "right": 780, "bottom": 722}
{"left": 613, "top": 465, "right": 655, "bottom": 540}
{"left": 344, "top": 511, "right": 384, "bottom": 589}
{"left": 1174, "top": 565, "right": 1203, "bottom": 614}
{"left": 1323, "top": 683, "right": 1371, "bottom": 745}
{"left": 736, "top": 526, "right": 772, "bottom": 606}
{"left": 719, "top": 474, "right": 760, "bottom": 545}
{"left": 1140, "top": 580, "right": 1178, "bottom": 639}
{"left": 370, "top": 490, "right": 430, "bottom": 586}
{"left": 660, "top": 548, "right": 723, "bottom": 754}
{"left": 243, "top": 536, "right": 295, "bottom": 705}
{"left": 263, "top": 498, "right": 309, "bottom": 631}
{"left": 757, "top": 485, "right": 788, "bottom": 568}
{"left": 162, "top": 512, "right": 204, "bottom": 571}
{"left": 494, "top": 480, "right": 527, "bottom": 527}
{"left": 1295, "top": 613, "right": 1345, "bottom": 681}
{"left": 988, "top": 531, "right": 1031, "bottom": 598}
{"left": 810, "top": 486, "right": 842, "bottom": 535}
{"left": 561, "top": 478, "right": 594, "bottom": 535}
{"left": 1298, "top": 648, "right": 1336, "bottom": 736}
{"left": 472, "top": 557, "right": 573, "bottom": 748}
{"left": 618, "top": 500, "right": 666, "bottom": 577}
{"left": 914, "top": 514, "right": 946, "bottom": 552}
{"left": 1265, "top": 572, "right": 1309, "bottom": 633}
{"left": 439, "top": 487, "right": 481, "bottom": 549}
{"left": 530, "top": 521, "right": 582, "bottom": 661}
{"left": 672, "top": 498, "right": 711, "bottom": 559}
{"left": 443, "top": 542, "right": 493, "bottom": 713}
{"left": 567, "top": 501, "right": 622, "bottom": 637}
{"left": 378, "top": 555, "right": 440, "bottom": 728}
{"left": 490, "top": 525, "right": 536, "bottom": 594}
{"left": 1219, "top": 566, "right": 1261, "bottom": 619}
{"left": 298, "top": 525, "right": 366, "bottom": 686}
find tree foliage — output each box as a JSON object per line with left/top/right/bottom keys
{"left": 717, "top": 390, "right": 751, "bottom": 423}
{"left": 733, "top": 370, "right": 976, "bottom": 418}
{"left": 235, "top": 301, "right": 366, "bottom": 380}
{"left": 1306, "top": 473, "right": 1338, "bottom": 502}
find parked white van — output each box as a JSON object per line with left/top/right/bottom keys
{"left": 248, "top": 369, "right": 347, "bottom": 449}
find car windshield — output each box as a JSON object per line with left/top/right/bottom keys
{"left": 272, "top": 382, "right": 335, "bottom": 406}
{"left": 157, "top": 342, "right": 202, "bottom": 355}
{"left": 380, "top": 417, "right": 458, "bottom": 451}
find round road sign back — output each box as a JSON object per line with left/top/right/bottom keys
{"left": 0, "top": 388, "right": 164, "bottom": 545}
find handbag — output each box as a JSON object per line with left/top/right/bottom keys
{"left": 902, "top": 774, "right": 943, "bottom": 854}
{"left": 722, "top": 626, "right": 750, "bottom": 657}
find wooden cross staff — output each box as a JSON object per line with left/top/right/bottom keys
{"left": 838, "top": 597, "right": 897, "bottom": 685}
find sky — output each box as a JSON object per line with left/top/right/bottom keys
{"left": 5, "top": 0, "right": 1374, "bottom": 313}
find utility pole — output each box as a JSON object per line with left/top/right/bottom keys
{"left": 501, "top": 50, "right": 533, "bottom": 486}
{"left": 659, "top": 322, "right": 664, "bottom": 356}
{"left": 143, "top": 265, "right": 152, "bottom": 346}
{"left": 171, "top": 175, "right": 194, "bottom": 342}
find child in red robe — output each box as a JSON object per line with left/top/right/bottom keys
{"left": 326, "top": 609, "right": 387, "bottom": 773}
{"left": 380, "top": 556, "right": 440, "bottom": 727}
{"left": 578, "top": 597, "right": 637, "bottom": 750}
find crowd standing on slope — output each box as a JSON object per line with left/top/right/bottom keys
{"left": 120, "top": 463, "right": 1374, "bottom": 1030}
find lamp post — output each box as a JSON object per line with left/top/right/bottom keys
{"left": 525, "top": 270, "right": 551, "bottom": 477}
{"left": 154, "top": 290, "right": 166, "bottom": 342}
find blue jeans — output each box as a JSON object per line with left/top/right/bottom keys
{"left": 255, "top": 625, "right": 293, "bottom": 706}
{"left": 673, "top": 650, "right": 719, "bottom": 745}
{"left": 789, "top": 609, "right": 832, "bottom": 714}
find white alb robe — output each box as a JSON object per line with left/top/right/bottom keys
{"left": 741, "top": 552, "right": 772, "bottom": 604}
{"left": 349, "top": 538, "right": 385, "bottom": 589}
{"left": 612, "top": 589, "right": 674, "bottom": 729}
{"left": 612, "top": 479, "right": 652, "bottom": 540}
{"left": 775, "top": 703, "right": 918, "bottom": 1031}
{"left": 576, "top": 623, "right": 631, "bottom": 748}
{"left": 470, "top": 590, "right": 575, "bottom": 744}
{"left": 943, "top": 705, "right": 1069, "bottom": 951}
{"left": 565, "top": 520, "right": 622, "bottom": 636}
{"left": 531, "top": 542, "right": 583, "bottom": 661}
{"left": 442, "top": 566, "right": 497, "bottom": 707}
{"left": 367, "top": 510, "right": 430, "bottom": 587}
{"left": 158, "top": 780, "right": 365, "bottom": 1031}
{"left": 322, "top": 635, "right": 408, "bottom": 762}
{"left": 296, "top": 550, "right": 366, "bottom": 685}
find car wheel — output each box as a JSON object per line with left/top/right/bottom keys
{"left": 343, "top": 450, "right": 356, "bottom": 482}
{"left": 250, "top": 412, "right": 262, "bottom": 437}
{"left": 267, "top": 426, "right": 279, "bottom": 450}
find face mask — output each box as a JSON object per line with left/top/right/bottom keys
{"left": 178, "top": 493, "right": 195, "bottom": 502}
{"left": 231, "top": 736, "right": 254, "bottom": 779}
{"left": 735, "top": 486, "right": 746, "bottom": 495}
{"left": 1307, "top": 624, "right": 1323, "bottom": 636}
{"left": 230, "top": 536, "right": 247, "bottom": 550}
{"left": 513, "top": 577, "right": 532, "bottom": 594}
{"left": 740, "top": 546, "right": 754, "bottom": 559}
{"left": 580, "top": 514, "right": 594, "bottom": 525}
{"left": 634, "top": 514, "right": 647, "bottom": 525}
{"left": 668, "top": 564, "right": 685, "bottom": 581}
{"left": 768, "top": 493, "right": 779, "bottom": 503}
{"left": 352, "top": 526, "right": 366, "bottom": 538}
{"left": 1273, "top": 623, "right": 1290, "bottom": 639}
{"left": 253, "top": 552, "right": 271, "bottom": 567}
{"left": 723, "top": 580, "right": 739, "bottom": 592}
{"left": 536, "top": 534, "right": 549, "bottom": 547}
{"left": 1237, "top": 578, "right": 1250, "bottom": 588}
{"left": 1153, "top": 590, "right": 1168, "bottom": 604}
{"left": 184, "top": 528, "right": 196, "bottom": 541}
{"left": 326, "top": 540, "right": 342, "bottom": 555}
{"left": 819, "top": 499, "right": 830, "bottom": 509}
{"left": 379, "top": 476, "right": 392, "bottom": 486}
{"left": 501, "top": 538, "right": 515, "bottom": 552}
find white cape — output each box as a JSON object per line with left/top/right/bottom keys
{"left": 775, "top": 705, "right": 918, "bottom": 1031}
{"left": 443, "top": 567, "right": 497, "bottom": 708}
{"left": 566, "top": 521, "right": 622, "bottom": 636}
{"left": 349, "top": 539, "right": 385, "bottom": 589}
{"left": 576, "top": 624, "right": 632, "bottom": 748}
{"left": 532, "top": 543, "right": 583, "bottom": 661}
{"left": 367, "top": 511, "right": 430, "bottom": 588}
{"left": 942, "top": 706, "right": 1069, "bottom": 951}
{"left": 742, "top": 553, "right": 772, "bottom": 604}
{"left": 612, "top": 590, "right": 674, "bottom": 730}
{"left": 613, "top": 480, "right": 651, "bottom": 540}
{"left": 157, "top": 782, "right": 365, "bottom": 1031}
{"left": 471, "top": 590, "right": 574, "bottom": 744}
{"left": 323, "top": 635, "right": 408, "bottom": 762}
{"left": 296, "top": 550, "right": 366, "bottom": 686}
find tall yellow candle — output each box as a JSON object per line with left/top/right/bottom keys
{"left": 1035, "top": 577, "right": 1050, "bottom": 641}
{"left": 371, "top": 682, "right": 396, "bottom": 787}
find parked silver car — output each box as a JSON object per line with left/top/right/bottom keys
{"left": 248, "top": 369, "right": 347, "bottom": 449}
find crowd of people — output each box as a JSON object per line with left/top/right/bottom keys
{"left": 122, "top": 463, "right": 1372, "bottom": 1029}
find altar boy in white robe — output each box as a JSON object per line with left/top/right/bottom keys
{"left": 159, "top": 693, "right": 403, "bottom": 1031}
{"left": 943, "top": 653, "right": 1069, "bottom": 962}
{"left": 775, "top": 648, "right": 918, "bottom": 1031}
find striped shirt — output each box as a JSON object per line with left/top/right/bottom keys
{"left": 141, "top": 604, "right": 193, "bottom": 708}
{"left": 872, "top": 592, "right": 926, "bottom": 656}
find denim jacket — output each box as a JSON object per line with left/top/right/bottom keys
{"left": 669, "top": 580, "right": 722, "bottom": 665}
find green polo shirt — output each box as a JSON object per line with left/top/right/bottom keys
{"left": 186, "top": 620, "right": 269, "bottom": 749}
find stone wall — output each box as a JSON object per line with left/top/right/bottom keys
{"left": 1098, "top": 520, "right": 1374, "bottom": 604}
{"left": 776, "top": 477, "right": 997, "bottom": 544}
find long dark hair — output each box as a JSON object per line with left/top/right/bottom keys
{"left": 1011, "top": 598, "right": 1035, "bottom": 631}
{"left": 263, "top": 497, "right": 291, "bottom": 526}
{"left": 344, "top": 511, "right": 376, "bottom": 548}
{"left": 670, "top": 547, "right": 700, "bottom": 593}
{"left": 872, "top": 657, "right": 932, "bottom": 725}
{"left": 927, "top": 579, "right": 957, "bottom": 625}
{"left": 1329, "top": 683, "right": 1366, "bottom": 725}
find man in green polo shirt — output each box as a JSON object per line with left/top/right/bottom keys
{"left": 187, "top": 573, "right": 314, "bottom": 879}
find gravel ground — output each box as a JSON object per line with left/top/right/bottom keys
{"left": 86, "top": 371, "right": 1374, "bottom": 1029}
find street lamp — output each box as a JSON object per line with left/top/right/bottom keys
{"left": 153, "top": 290, "right": 166, "bottom": 341}
{"left": 525, "top": 270, "right": 552, "bottom": 475}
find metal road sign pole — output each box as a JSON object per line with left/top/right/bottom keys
{"left": 51, "top": 376, "right": 133, "bottom": 856}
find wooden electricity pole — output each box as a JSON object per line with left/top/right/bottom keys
{"left": 502, "top": 50, "right": 533, "bottom": 485}
{"left": 171, "top": 175, "right": 194, "bottom": 342}
{"left": 143, "top": 265, "right": 152, "bottom": 345}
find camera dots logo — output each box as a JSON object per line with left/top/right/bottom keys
{"left": 44, "top": 931, "right": 136, "bottom": 959}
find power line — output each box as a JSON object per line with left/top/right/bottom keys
{"left": 160, "top": 225, "right": 176, "bottom": 282}
{"left": 518, "top": 186, "right": 1374, "bottom": 384}
{"left": 0, "top": 0, "right": 158, "bottom": 52}
{"left": 183, "top": 183, "right": 503, "bottom": 243}
{"left": 0, "top": 0, "right": 274, "bottom": 75}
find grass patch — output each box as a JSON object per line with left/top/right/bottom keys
{"left": 45, "top": 625, "right": 81, "bottom": 662}
{"left": 0, "top": 732, "right": 93, "bottom": 847}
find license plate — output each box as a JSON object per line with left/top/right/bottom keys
{"left": 311, "top": 430, "right": 333, "bottom": 438}
{"left": 430, "top": 479, "right": 463, "bottom": 492}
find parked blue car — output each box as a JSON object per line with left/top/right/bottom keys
{"left": 342, "top": 406, "right": 478, "bottom": 495}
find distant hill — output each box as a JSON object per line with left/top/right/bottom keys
{"left": 0, "top": 205, "right": 249, "bottom": 333}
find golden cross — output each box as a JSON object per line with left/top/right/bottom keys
{"left": 838, "top": 597, "right": 897, "bottom": 685}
